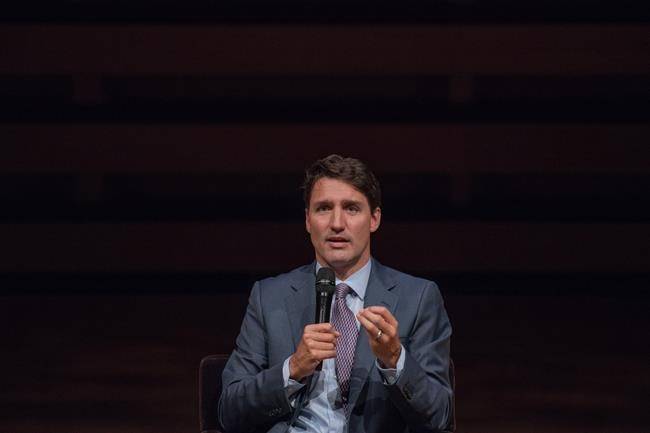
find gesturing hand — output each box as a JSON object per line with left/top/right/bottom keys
{"left": 289, "top": 323, "right": 340, "bottom": 381}
{"left": 356, "top": 306, "right": 402, "bottom": 368}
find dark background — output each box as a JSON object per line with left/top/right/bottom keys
{"left": 1, "top": 1, "right": 649, "bottom": 432}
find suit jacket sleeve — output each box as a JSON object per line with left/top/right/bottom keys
{"left": 218, "top": 281, "right": 293, "bottom": 433}
{"left": 385, "top": 281, "right": 453, "bottom": 432}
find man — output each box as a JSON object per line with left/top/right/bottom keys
{"left": 218, "top": 155, "right": 453, "bottom": 433}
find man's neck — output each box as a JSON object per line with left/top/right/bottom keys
{"left": 318, "top": 256, "right": 371, "bottom": 281}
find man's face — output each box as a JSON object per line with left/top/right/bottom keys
{"left": 305, "top": 177, "right": 381, "bottom": 278}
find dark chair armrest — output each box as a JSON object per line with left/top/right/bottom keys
{"left": 445, "top": 358, "right": 457, "bottom": 433}
{"left": 199, "top": 354, "right": 230, "bottom": 433}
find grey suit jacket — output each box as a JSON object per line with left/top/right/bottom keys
{"left": 218, "top": 259, "right": 453, "bottom": 433}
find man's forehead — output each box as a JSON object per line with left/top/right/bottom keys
{"left": 310, "top": 178, "right": 368, "bottom": 203}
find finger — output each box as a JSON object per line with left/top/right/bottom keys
{"left": 356, "top": 312, "right": 379, "bottom": 335}
{"left": 306, "top": 340, "right": 336, "bottom": 351}
{"left": 304, "top": 325, "right": 341, "bottom": 340}
{"left": 306, "top": 331, "right": 339, "bottom": 344}
{"left": 357, "top": 313, "right": 389, "bottom": 344}
{"left": 358, "top": 309, "right": 396, "bottom": 338}
{"left": 357, "top": 307, "right": 379, "bottom": 323}
{"left": 367, "top": 306, "right": 398, "bottom": 327}
{"left": 305, "top": 323, "right": 337, "bottom": 333}
{"left": 354, "top": 312, "right": 397, "bottom": 342}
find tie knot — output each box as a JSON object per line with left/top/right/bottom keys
{"left": 335, "top": 283, "right": 351, "bottom": 299}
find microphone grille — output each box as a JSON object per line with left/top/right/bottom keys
{"left": 315, "top": 267, "right": 335, "bottom": 294}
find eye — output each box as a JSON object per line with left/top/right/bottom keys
{"left": 347, "top": 205, "right": 361, "bottom": 214}
{"left": 315, "top": 204, "right": 331, "bottom": 212}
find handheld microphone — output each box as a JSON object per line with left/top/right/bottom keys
{"left": 315, "top": 267, "right": 335, "bottom": 324}
{"left": 313, "top": 267, "right": 335, "bottom": 373}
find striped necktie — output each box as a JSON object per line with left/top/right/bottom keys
{"left": 331, "top": 283, "right": 359, "bottom": 407}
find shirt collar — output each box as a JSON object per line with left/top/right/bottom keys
{"left": 315, "top": 258, "right": 371, "bottom": 300}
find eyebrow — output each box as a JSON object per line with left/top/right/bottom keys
{"left": 312, "top": 199, "right": 363, "bottom": 207}
{"left": 341, "top": 199, "right": 363, "bottom": 207}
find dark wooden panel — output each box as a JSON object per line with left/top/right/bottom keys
{"left": 470, "top": 173, "right": 650, "bottom": 221}
{"left": 2, "top": 124, "right": 649, "bottom": 173}
{"left": 1, "top": 25, "right": 648, "bottom": 75}
{"left": 3, "top": 0, "right": 649, "bottom": 23}
{"left": 476, "top": 75, "right": 650, "bottom": 101}
{"left": 100, "top": 75, "right": 650, "bottom": 102}
{"left": 3, "top": 172, "right": 649, "bottom": 223}
{"left": 2, "top": 75, "right": 648, "bottom": 123}
{"left": 103, "top": 76, "right": 449, "bottom": 101}
{"left": 0, "top": 75, "right": 72, "bottom": 101}
{"left": 0, "top": 222, "right": 648, "bottom": 273}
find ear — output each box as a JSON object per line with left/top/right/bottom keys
{"left": 370, "top": 207, "right": 381, "bottom": 233}
{"left": 305, "top": 208, "right": 311, "bottom": 234}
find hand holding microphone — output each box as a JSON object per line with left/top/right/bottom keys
{"left": 289, "top": 267, "right": 339, "bottom": 381}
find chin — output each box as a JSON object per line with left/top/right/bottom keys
{"left": 326, "top": 255, "right": 359, "bottom": 271}
{"left": 320, "top": 253, "right": 350, "bottom": 268}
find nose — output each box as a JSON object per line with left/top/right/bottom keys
{"left": 330, "top": 207, "right": 344, "bottom": 232}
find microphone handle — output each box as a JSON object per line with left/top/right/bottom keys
{"left": 315, "top": 291, "right": 332, "bottom": 371}
{"left": 315, "top": 291, "right": 330, "bottom": 324}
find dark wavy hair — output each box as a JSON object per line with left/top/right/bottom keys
{"left": 302, "top": 154, "right": 382, "bottom": 211}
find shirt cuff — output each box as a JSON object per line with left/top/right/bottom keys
{"left": 376, "top": 344, "right": 406, "bottom": 385}
{"left": 283, "top": 356, "right": 306, "bottom": 403}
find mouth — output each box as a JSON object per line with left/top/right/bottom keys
{"left": 326, "top": 237, "right": 350, "bottom": 247}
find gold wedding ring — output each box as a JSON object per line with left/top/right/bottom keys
{"left": 375, "top": 329, "right": 383, "bottom": 340}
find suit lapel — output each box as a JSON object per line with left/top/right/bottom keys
{"left": 284, "top": 264, "right": 316, "bottom": 350}
{"left": 347, "top": 260, "right": 398, "bottom": 414}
